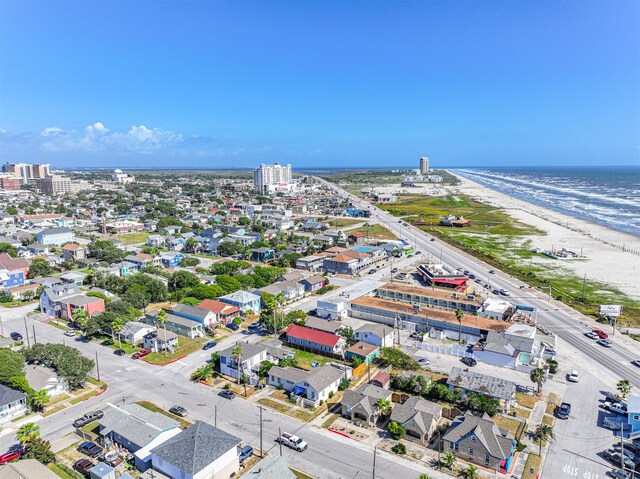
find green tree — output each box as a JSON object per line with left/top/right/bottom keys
{"left": 0, "top": 243, "right": 17, "bottom": 257}
{"left": 376, "top": 398, "right": 392, "bottom": 417}
{"left": 617, "top": 379, "right": 632, "bottom": 399}
{"left": 460, "top": 464, "right": 479, "bottom": 479}
{"left": 442, "top": 452, "right": 456, "bottom": 469}
{"left": 71, "top": 308, "right": 90, "bottom": 333}
{"left": 191, "top": 364, "right": 214, "bottom": 382}
{"left": 381, "top": 347, "right": 420, "bottom": 370}
{"left": 530, "top": 368, "right": 546, "bottom": 394}
{"left": 455, "top": 309, "right": 464, "bottom": 344}
{"left": 534, "top": 423, "right": 555, "bottom": 456}
{"left": 112, "top": 316, "right": 125, "bottom": 349}
{"left": 29, "top": 389, "right": 50, "bottom": 412}
{"left": 27, "top": 258, "right": 53, "bottom": 279}
{"left": 337, "top": 326, "right": 355, "bottom": 342}
{"left": 258, "top": 360, "right": 275, "bottom": 379}
{"left": 215, "top": 274, "right": 242, "bottom": 294}
{"left": 16, "top": 422, "right": 40, "bottom": 445}
{"left": 419, "top": 474, "right": 431, "bottom": 479}
{"left": 232, "top": 345, "right": 244, "bottom": 385}
{"left": 0, "top": 349, "right": 25, "bottom": 384}
{"left": 387, "top": 421, "right": 405, "bottom": 440}
{"left": 124, "top": 284, "right": 150, "bottom": 311}
{"left": 23, "top": 437, "right": 55, "bottom": 464}
{"left": 156, "top": 309, "right": 169, "bottom": 356}
{"left": 170, "top": 270, "right": 200, "bottom": 291}
{"left": 238, "top": 217, "right": 251, "bottom": 225}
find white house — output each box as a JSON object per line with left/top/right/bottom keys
{"left": 316, "top": 299, "right": 347, "bottom": 320}
{"left": 150, "top": 421, "right": 241, "bottom": 479}
{"left": 146, "top": 235, "right": 165, "bottom": 248}
{"left": 268, "top": 364, "right": 345, "bottom": 408}
{"left": 218, "top": 342, "right": 290, "bottom": 386}
{"left": 118, "top": 321, "right": 156, "bottom": 345}
{"left": 25, "top": 366, "right": 68, "bottom": 399}
{"left": 0, "top": 384, "right": 27, "bottom": 424}
{"left": 354, "top": 323, "right": 395, "bottom": 348}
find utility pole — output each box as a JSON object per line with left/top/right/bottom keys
{"left": 582, "top": 273, "right": 586, "bottom": 302}
{"left": 32, "top": 325, "right": 37, "bottom": 344}
{"left": 278, "top": 427, "right": 283, "bottom": 456}
{"left": 621, "top": 423, "right": 625, "bottom": 473}
{"left": 259, "top": 406, "right": 264, "bottom": 457}
{"left": 23, "top": 316, "right": 30, "bottom": 348}
{"left": 95, "top": 351, "right": 101, "bottom": 382}
{"left": 0, "top": 310, "right": 4, "bottom": 337}
{"left": 372, "top": 444, "right": 377, "bottom": 479}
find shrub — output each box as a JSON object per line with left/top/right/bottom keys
{"left": 392, "top": 443, "right": 406, "bottom": 455}
{"left": 548, "top": 359, "right": 559, "bottom": 374}
{"left": 328, "top": 391, "right": 334, "bottom": 398}
{"left": 338, "top": 378, "right": 350, "bottom": 391}
{"left": 387, "top": 421, "right": 406, "bottom": 440}
{"left": 232, "top": 317, "right": 242, "bottom": 326}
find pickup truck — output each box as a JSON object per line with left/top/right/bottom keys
{"left": 277, "top": 432, "right": 308, "bottom": 452}
{"left": 604, "top": 401, "right": 628, "bottom": 415}
{"left": 556, "top": 403, "right": 571, "bottom": 419}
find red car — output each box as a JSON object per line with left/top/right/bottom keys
{"left": 593, "top": 329, "right": 609, "bottom": 339}
{"left": 0, "top": 450, "right": 21, "bottom": 464}
{"left": 132, "top": 349, "right": 150, "bottom": 360}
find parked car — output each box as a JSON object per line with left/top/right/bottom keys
{"left": 585, "top": 331, "right": 600, "bottom": 339}
{"left": 598, "top": 339, "right": 613, "bottom": 348}
{"left": 239, "top": 445, "right": 254, "bottom": 463}
{"left": 604, "top": 450, "right": 635, "bottom": 471}
{"left": 568, "top": 370, "right": 581, "bottom": 382}
{"left": 609, "top": 469, "right": 633, "bottom": 479}
{"left": 0, "top": 450, "right": 21, "bottom": 464}
{"left": 114, "top": 349, "right": 126, "bottom": 356}
{"left": 64, "top": 330, "right": 77, "bottom": 337}
{"left": 73, "top": 410, "right": 104, "bottom": 428}
{"left": 202, "top": 341, "right": 217, "bottom": 350}
{"left": 227, "top": 323, "right": 240, "bottom": 331}
{"left": 219, "top": 390, "right": 235, "bottom": 400}
{"left": 604, "top": 401, "right": 628, "bottom": 415}
{"left": 277, "top": 432, "right": 308, "bottom": 452}
{"left": 556, "top": 403, "right": 571, "bottom": 419}
{"left": 368, "top": 269, "right": 377, "bottom": 274}
{"left": 461, "top": 357, "right": 477, "bottom": 367}
{"left": 488, "top": 269, "right": 495, "bottom": 274}
{"left": 391, "top": 268, "right": 398, "bottom": 273}
{"left": 409, "top": 332, "right": 421, "bottom": 339}
{"left": 77, "top": 441, "right": 103, "bottom": 458}
{"left": 544, "top": 348, "right": 557, "bottom": 357}
{"left": 169, "top": 405, "right": 188, "bottom": 417}
{"left": 418, "top": 358, "right": 430, "bottom": 367}
{"left": 10, "top": 332, "right": 22, "bottom": 341}
{"left": 631, "top": 360, "right": 640, "bottom": 367}
{"left": 132, "top": 349, "right": 151, "bottom": 359}
{"left": 492, "top": 289, "right": 501, "bottom": 295}
{"left": 73, "top": 458, "right": 95, "bottom": 478}
{"left": 593, "top": 329, "right": 609, "bottom": 339}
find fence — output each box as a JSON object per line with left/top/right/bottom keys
{"left": 417, "top": 341, "right": 475, "bottom": 359}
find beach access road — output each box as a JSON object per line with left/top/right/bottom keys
{"left": 320, "top": 178, "right": 640, "bottom": 391}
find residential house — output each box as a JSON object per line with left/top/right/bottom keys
{"left": 219, "top": 290, "right": 262, "bottom": 314}
{"left": 145, "top": 310, "right": 205, "bottom": 339}
{"left": 0, "top": 384, "right": 27, "bottom": 424}
{"left": 196, "top": 299, "right": 240, "bottom": 325}
{"left": 0, "top": 253, "right": 29, "bottom": 290}
{"left": 160, "top": 252, "right": 184, "bottom": 269}
{"left": 172, "top": 303, "right": 217, "bottom": 328}
{"left": 61, "top": 243, "right": 87, "bottom": 262}
{"left": 0, "top": 459, "right": 60, "bottom": 479}
{"left": 59, "top": 295, "right": 105, "bottom": 320}
{"left": 5, "top": 283, "right": 39, "bottom": 300}
{"left": 316, "top": 299, "right": 347, "bottom": 320}
{"left": 218, "top": 342, "right": 291, "bottom": 385}
{"left": 277, "top": 271, "right": 305, "bottom": 283}
{"left": 285, "top": 324, "right": 346, "bottom": 356}
{"left": 125, "top": 253, "right": 159, "bottom": 270}
{"left": 268, "top": 364, "right": 345, "bottom": 408}
{"left": 259, "top": 281, "right": 305, "bottom": 301}
{"left": 167, "top": 238, "right": 185, "bottom": 252}
{"left": 39, "top": 283, "right": 81, "bottom": 317}
{"left": 88, "top": 463, "right": 116, "bottom": 479}
{"left": 345, "top": 341, "right": 380, "bottom": 365}
{"left": 354, "top": 323, "right": 394, "bottom": 348}
{"left": 143, "top": 330, "right": 179, "bottom": 353}
{"left": 119, "top": 321, "right": 156, "bottom": 345}
{"left": 303, "top": 316, "right": 342, "bottom": 334}
{"left": 300, "top": 275, "right": 326, "bottom": 292}
{"left": 150, "top": 421, "right": 242, "bottom": 479}
{"left": 36, "top": 227, "right": 74, "bottom": 246}
{"left": 369, "top": 371, "right": 391, "bottom": 389}
{"left": 390, "top": 396, "right": 443, "bottom": 444}
{"left": 447, "top": 367, "right": 517, "bottom": 412}
{"left": 322, "top": 250, "right": 371, "bottom": 275}
{"left": 146, "top": 235, "right": 165, "bottom": 248}
{"left": 243, "top": 456, "right": 296, "bottom": 479}
{"left": 60, "top": 271, "right": 87, "bottom": 286}
{"left": 341, "top": 383, "right": 393, "bottom": 426}
{"left": 26, "top": 243, "right": 51, "bottom": 256}
{"left": 295, "top": 255, "right": 325, "bottom": 272}
{"left": 25, "top": 366, "right": 67, "bottom": 399}
{"left": 442, "top": 411, "right": 516, "bottom": 473}
{"left": 251, "top": 247, "right": 275, "bottom": 263}
{"left": 98, "top": 403, "right": 181, "bottom": 472}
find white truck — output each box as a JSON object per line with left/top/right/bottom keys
{"left": 277, "top": 432, "right": 308, "bottom": 452}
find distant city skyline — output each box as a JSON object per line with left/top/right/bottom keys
{"left": 1, "top": 1, "right": 638, "bottom": 168}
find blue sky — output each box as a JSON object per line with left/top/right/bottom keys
{"left": 0, "top": 1, "right": 638, "bottom": 169}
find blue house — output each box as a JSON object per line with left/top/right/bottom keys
{"left": 0, "top": 268, "right": 25, "bottom": 290}
{"left": 36, "top": 227, "right": 75, "bottom": 246}
{"left": 160, "top": 252, "right": 184, "bottom": 268}
{"left": 171, "top": 303, "right": 216, "bottom": 328}
{"left": 219, "top": 290, "right": 261, "bottom": 314}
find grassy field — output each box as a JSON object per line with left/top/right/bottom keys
{"left": 110, "top": 232, "right": 149, "bottom": 245}
{"left": 144, "top": 336, "right": 206, "bottom": 364}
{"left": 522, "top": 453, "right": 542, "bottom": 479}
{"left": 136, "top": 401, "right": 192, "bottom": 428}
{"left": 293, "top": 349, "right": 335, "bottom": 370}
{"left": 494, "top": 415, "right": 526, "bottom": 440}
{"left": 319, "top": 168, "right": 459, "bottom": 186}
{"left": 257, "top": 398, "right": 291, "bottom": 414}
{"left": 344, "top": 224, "right": 397, "bottom": 240}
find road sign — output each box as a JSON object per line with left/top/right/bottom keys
{"left": 599, "top": 305, "right": 622, "bottom": 317}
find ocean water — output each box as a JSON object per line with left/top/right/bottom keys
{"left": 453, "top": 166, "right": 640, "bottom": 237}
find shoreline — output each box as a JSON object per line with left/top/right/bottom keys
{"left": 446, "top": 171, "right": 640, "bottom": 301}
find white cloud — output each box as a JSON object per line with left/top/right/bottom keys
{"left": 41, "top": 127, "right": 67, "bottom": 136}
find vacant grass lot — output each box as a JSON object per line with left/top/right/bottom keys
{"left": 144, "top": 336, "right": 206, "bottom": 364}
{"left": 522, "top": 453, "right": 541, "bottom": 479}
{"left": 110, "top": 232, "right": 149, "bottom": 245}
{"left": 293, "top": 349, "right": 335, "bottom": 370}
{"left": 344, "top": 224, "right": 397, "bottom": 240}
{"left": 494, "top": 415, "right": 526, "bottom": 440}
{"left": 136, "top": 401, "right": 192, "bottom": 428}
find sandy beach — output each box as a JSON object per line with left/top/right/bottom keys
{"left": 370, "top": 174, "right": 640, "bottom": 300}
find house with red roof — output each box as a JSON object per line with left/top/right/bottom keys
{"left": 197, "top": 299, "right": 240, "bottom": 325}
{"left": 285, "top": 324, "right": 346, "bottom": 356}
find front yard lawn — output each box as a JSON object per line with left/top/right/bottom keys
{"left": 494, "top": 415, "right": 526, "bottom": 439}
{"left": 144, "top": 336, "right": 206, "bottom": 364}
{"left": 515, "top": 392, "right": 539, "bottom": 409}
{"left": 293, "top": 349, "right": 337, "bottom": 370}
{"left": 136, "top": 401, "right": 192, "bottom": 428}
{"left": 522, "top": 453, "right": 541, "bottom": 479}
{"left": 257, "top": 398, "right": 291, "bottom": 414}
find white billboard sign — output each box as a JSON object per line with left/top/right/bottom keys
{"left": 599, "top": 305, "right": 622, "bottom": 317}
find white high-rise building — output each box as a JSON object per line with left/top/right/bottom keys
{"left": 2, "top": 163, "right": 51, "bottom": 184}
{"left": 112, "top": 169, "right": 135, "bottom": 184}
{"left": 419, "top": 157, "right": 430, "bottom": 175}
{"left": 253, "top": 163, "right": 293, "bottom": 193}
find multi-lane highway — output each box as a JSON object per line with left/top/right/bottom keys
{"left": 320, "top": 178, "right": 640, "bottom": 389}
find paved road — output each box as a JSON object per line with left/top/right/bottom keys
{"left": 0, "top": 312, "right": 426, "bottom": 479}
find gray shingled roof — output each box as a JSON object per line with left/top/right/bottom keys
{"left": 100, "top": 404, "right": 179, "bottom": 448}
{"left": 442, "top": 411, "right": 513, "bottom": 460}
{"left": 0, "top": 384, "right": 26, "bottom": 407}
{"left": 390, "top": 396, "right": 443, "bottom": 436}
{"left": 447, "top": 367, "right": 516, "bottom": 400}
{"left": 341, "top": 383, "right": 392, "bottom": 415}
{"left": 172, "top": 303, "right": 210, "bottom": 320}
{"left": 244, "top": 455, "right": 296, "bottom": 479}
{"left": 303, "top": 365, "right": 345, "bottom": 392}
{"left": 303, "top": 316, "right": 342, "bottom": 334}
{"left": 150, "top": 421, "right": 240, "bottom": 475}
{"left": 219, "top": 342, "right": 288, "bottom": 362}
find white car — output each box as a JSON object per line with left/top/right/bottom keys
{"left": 418, "top": 358, "right": 430, "bottom": 367}
{"left": 277, "top": 433, "right": 308, "bottom": 452}
{"left": 597, "top": 339, "right": 613, "bottom": 348}
{"left": 584, "top": 331, "right": 599, "bottom": 339}
{"left": 64, "top": 330, "right": 77, "bottom": 337}
{"left": 568, "top": 370, "right": 581, "bottom": 382}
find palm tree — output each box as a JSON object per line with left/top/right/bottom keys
{"left": 376, "top": 398, "right": 392, "bottom": 417}
{"left": 455, "top": 309, "right": 464, "bottom": 344}
{"left": 232, "top": 345, "right": 244, "bottom": 385}
{"left": 460, "top": 464, "right": 479, "bottom": 479}
{"left": 156, "top": 309, "right": 168, "bottom": 356}
{"left": 530, "top": 367, "right": 546, "bottom": 394}
{"left": 535, "top": 423, "right": 555, "bottom": 456}
{"left": 617, "top": 379, "right": 632, "bottom": 399}
{"left": 112, "top": 317, "right": 125, "bottom": 350}
{"left": 29, "top": 389, "right": 50, "bottom": 412}
{"left": 71, "top": 308, "right": 89, "bottom": 333}
{"left": 16, "top": 422, "right": 40, "bottom": 445}
{"left": 442, "top": 452, "right": 456, "bottom": 469}
{"left": 186, "top": 237, "right": 199, "bottom": 253}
